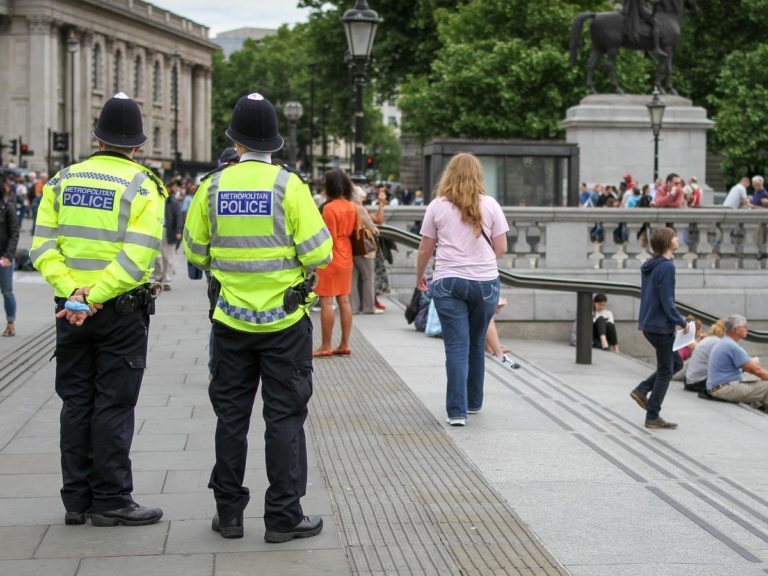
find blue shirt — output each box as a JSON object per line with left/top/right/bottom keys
{"left": 706, "top": 336, "right": 752, "bottom": 388}
{"left": 751, "top": 188, "right": 768, "bottom": 207}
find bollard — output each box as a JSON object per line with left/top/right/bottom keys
{"left": 576, "top": 291, "right": 593, "bottom": 365}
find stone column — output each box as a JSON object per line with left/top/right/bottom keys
{"left": 204, "top": 67, "right": 212, "bottom": 163}
{"left": 82, "top": 31, "right": 94, "bottom": 162}
{"left": 193, "top": 65, "right": 206, "bottom": 162}
{"left": 27, "top": 15, "right": 55, "bottom": 171}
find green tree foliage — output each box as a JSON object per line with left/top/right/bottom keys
{"left": 397, "top": 0, "right": 653, "bottom": 140}
{"left": 211, "top": 9, "right": 401, "bottom": 176}
{"left": 709, "top": 45, "right": 768, "bottom": 179}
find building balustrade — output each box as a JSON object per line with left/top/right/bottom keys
{"left": 382, "top": 207, "right": 768, "bottom": 272}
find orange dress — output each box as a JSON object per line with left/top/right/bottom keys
{"left": 315, "top": 198, "right": 357, "bottom": 296}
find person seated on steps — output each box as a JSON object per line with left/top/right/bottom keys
{"left": 593, "top": 293, "right": 619, "bottom": 352}
{"left": 705, "top": 315, "right": 768, "bottom": 411}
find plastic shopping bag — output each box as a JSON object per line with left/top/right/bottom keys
{"left": 425, "top": 300, "right": 442, "bottom": 337}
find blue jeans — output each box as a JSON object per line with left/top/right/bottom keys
{"left": 635, "top": 331, "right": 682, "bottom": 420}
{"left": 0, "top": 262, "right": 16, "bottom": 322}
{"left": 432, "top": 277, "right": 499, "bottom": 418}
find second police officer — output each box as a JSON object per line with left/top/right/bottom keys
{"left": 30, "top": 93, "right": 165, "bottom": 527}
{"left": 184, "top": 93, "right": 332, "bottom": 542}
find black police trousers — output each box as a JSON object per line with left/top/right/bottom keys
{"left": 55, "top": 300, "right": 148, "bottom": 513}
{"left": 208, "top": 315, "right": 313, "bottom": 531}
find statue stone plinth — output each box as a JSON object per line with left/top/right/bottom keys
{"left": 560, "top": 94, "right": 714, "bottom": 191}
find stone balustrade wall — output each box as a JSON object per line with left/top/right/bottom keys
{"left": 380, "top": 207, "right": 768, "bottom": 323}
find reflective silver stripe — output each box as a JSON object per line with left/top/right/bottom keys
{"left": 118, "top": 172, "right": 149, "bottom": 235}
{"left": 34, "top": 225, "right": 59, "bottom": 239}
{"left": 52, "top": 167, "right": 70, "bottom": 212}
{"left": 29, "top": 240, "right": 57, "bottom": 264}
{"left": 124, "top": 231, "right": 161, "bottom": 250}
{"left": 207, "top": 172, "right": 223, "bottom": 238}
{"left": 313, "top": 254, "right": 332, "bottom": 269}
{"left": 115, "top": 251, "right": 145, "bottom": 281}
{"left": 271, "top": 169, "right": 290, "bottom": 236}
{"left": 211, "top": 233, "right": 293, "bottom": 250}
{"left": 64, "top": 257, "right": 110, "bottom": 270}
{"left": 211, "top": 257, "right": 300, "bottom": 273}
{"left": 184, "top": 227, "right": 210, "bottom": 256}
{"left": 296, "top": 227, "right": 331, "bottom": 255}
{"left": 59, "top": 224, "right": 118, "bottom": 242}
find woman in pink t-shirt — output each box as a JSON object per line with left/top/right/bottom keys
{"left": 415, "top": 153, "right": 509, "bottom": 426}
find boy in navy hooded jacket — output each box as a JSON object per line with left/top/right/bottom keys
{"left": 630, "top": 227, "right": 688, "bottom": 429}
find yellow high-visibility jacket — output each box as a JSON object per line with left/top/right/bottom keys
{"left": 184, "top": 160, "right": 332, "bottom": 333}
{"left": 31, "top": 152, "right": 166, "bottom": 304}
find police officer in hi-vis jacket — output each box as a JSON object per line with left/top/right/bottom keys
{"left": 31, "top": 92, "right": 166, "bottom": 527}
{"left": 184, "top": 92, "right": 332, "bottom": 542}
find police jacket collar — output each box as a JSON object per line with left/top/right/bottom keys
{"left": 239, "top": 151, "right": 271, "bottom": 164}
{"left": 90, "top": 150, "right": 134, "bottom": 161}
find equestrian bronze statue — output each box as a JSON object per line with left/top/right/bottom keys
{"left": 570, "top": 0, "right": 700, "bottom": 95}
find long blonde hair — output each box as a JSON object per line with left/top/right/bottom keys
{"left": 435, "top": 153, "right": 485, "bottom": 237}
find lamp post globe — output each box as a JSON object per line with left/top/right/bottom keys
{"left": 341, "top": 0, "right": 382, "bottom": 180}
{"left": 646, "top": 88, "right": 666, "bottom": 181}
{"left": 284, "top": 100, "right": 304, "bottom": 168}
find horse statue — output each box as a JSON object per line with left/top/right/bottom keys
{"left": 570, "top": 0, "right": 700, "bottom": 95}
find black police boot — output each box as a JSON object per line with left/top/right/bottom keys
{"left": 91, "top": 502, "right": 163, "bottom": 527}
{"left": 264, "top": 515, "right": 323, "bottom": 543}
{"left": 212, "top": 513, "right": 244, "bottom": 539}
{"left": 64, "top": 510, "right": 90, "bottom": 525}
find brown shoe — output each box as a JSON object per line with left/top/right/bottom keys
{"left": 645, "top": 418, "right": 678, "bottom": 429}
{"left": 630, "top": 390, "right": 648, "bottom": 410}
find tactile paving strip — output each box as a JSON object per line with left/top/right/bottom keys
{"left": 309, "top": 327, "right": 569, "bottom": 576}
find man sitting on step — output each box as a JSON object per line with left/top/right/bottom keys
{"left": 706, "top": 315, "right": 768, "bottom": 411}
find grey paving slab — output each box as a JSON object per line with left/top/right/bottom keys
{"left": 135, "top": 405, "right": 194, "bottom": 420}
{"left": 566, "top": 564, "right": 768, "bottom": 576}
{"left": 0, "top": 525, "right": 48, "bottom": 559}
{"left": 214, "top": 549, "right": 352, "bottom": 575}
{"left": 0, "top": 558, "right": 78, "bottom": 576}
{"left": 164, "top": 517, "right": 342, "bottom": 554}
{"left": 0, "top": 453, "right": 59, "bottom": 474}
{"left": 79, "top": 554, "right": 214, "bottom": 576}
{"left": 35, "top": 523, "right": 169, "bottom": 558}
{"left": 1, "top": 435, "right": 59, "bottom": 454}
{"left": 0, "top": 497, "right": 66, "bottom": 526}
{"left": 131, "top": 433, "right": 189, "bottom": 452}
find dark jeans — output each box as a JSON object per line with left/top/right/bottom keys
{"left": 0, "top": 263, "right": 16, "bottom": 322}
{"left": 635, "top": 331, "right": 683, "bottom": 421}
{"left": 209, "top": 315, "right": 313, "bottom": 530}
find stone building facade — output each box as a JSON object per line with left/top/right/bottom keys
{"left": 0, "top": 0, "right": 217, "bottom": 172}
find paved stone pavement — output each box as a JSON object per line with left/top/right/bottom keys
{"left": 2, "top": 236, "right": 768, "bottom": 575}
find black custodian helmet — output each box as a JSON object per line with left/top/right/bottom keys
{"left": 226, "top": 93, "right": 284, "bottom": 153}
{"left": 92, "top": 92, "right": 147, "bottom": 147}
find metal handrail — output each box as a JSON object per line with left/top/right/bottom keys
{"left": 378, "top": 224, "right": 768, "bottom": 347}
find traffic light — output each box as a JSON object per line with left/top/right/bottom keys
{"left": 9, "top": 139, "right": 17, "bottom": 155}
{"left": 53, "top": 132, "right": 69, "bottom": 152}
{"left": 366, "top": 156, "right": 375, "bottom": 168}
{"left": 20, "top": 143, "right": 33, "bottom": 156}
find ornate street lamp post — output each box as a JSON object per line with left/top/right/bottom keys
{"left": 341, "top": 0, "right": 382, "bottom": 180}
{"left": 66, "top": 30, "right": 79, "bottom": 163}
{"left": 646, "top": 88, "right": 666, "bottom": 182}
{"left": 284, "top": 100, "right": 304, "bottom": 168}
{"left": 171, "top": 51, "right": 181, "bottom": 172}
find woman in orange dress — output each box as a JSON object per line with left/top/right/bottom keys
{"left": 313, "top": 170, "right": 358, "bottom": 357}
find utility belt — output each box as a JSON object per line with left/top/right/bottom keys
{"left": 55, "top": 283, "right": 160, "bottom": 316}
{"left": 207, "top": 272, "right": 318, "bottom": 320}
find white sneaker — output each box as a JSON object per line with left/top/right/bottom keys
{"left": 498, "top": 355, "right": 521, "bottom": 369}
{"left": 467, "top": 408, "right": 481, "bottom": 414}
{"left": 446, "top": 417, "right": 466, "bottom": 426}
